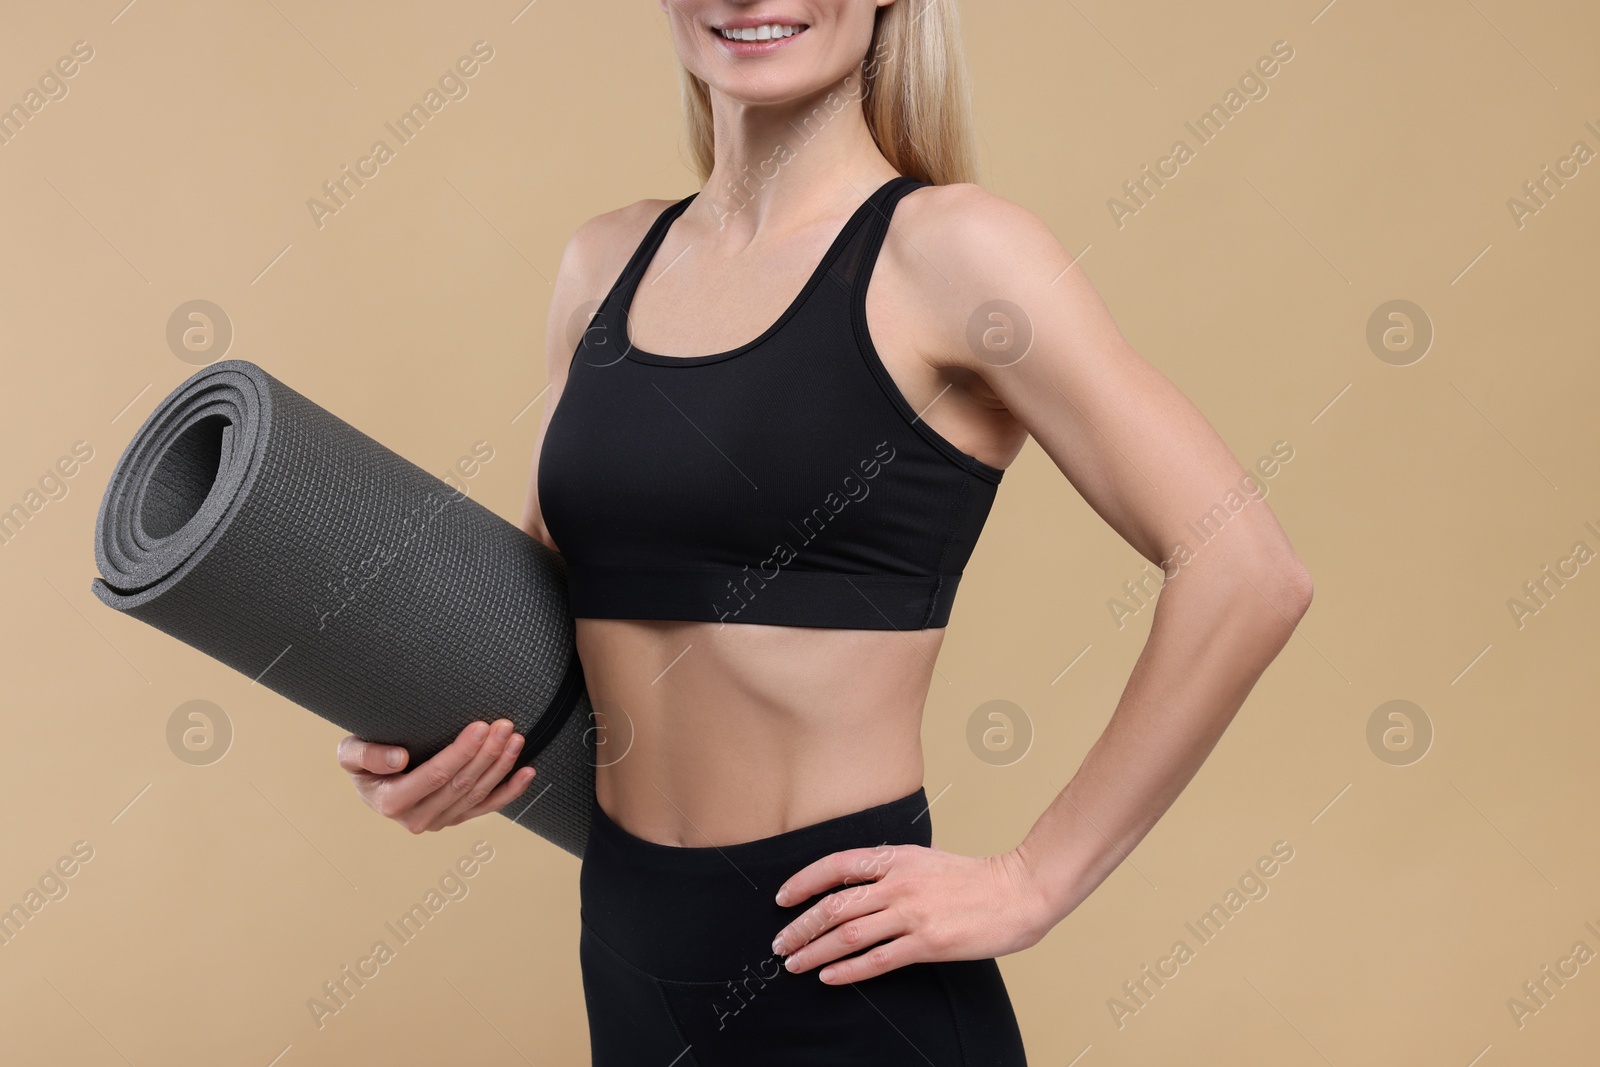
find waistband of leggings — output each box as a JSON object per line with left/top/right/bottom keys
{"left": 585, "top": 785, "right": 932, "bottom": 880}
{"left": 580, "top": 786, "right": 932, "bottom": 982}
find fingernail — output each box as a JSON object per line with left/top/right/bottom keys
{"left": 774, "top": 886, "right": 788, "bottom": 905}
{"left": 771, "top": 936, "right": 783, "bottom": 954}
{"left": 785, "top": 956, "right": 799, "bottom": 972}
{"left": 386, "top": 749, "right": 403, "bottom": 768}
{"left": 819, "top": 967, "right": 835, "bottom": 982}
{"left": 493, "top": 720, "right": 512, "bottom": 740}
{"left": 507, "top": 733, "right": 525, "bottom": 755}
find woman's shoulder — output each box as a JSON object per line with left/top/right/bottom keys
{"left": 558, "top": 195, "right": 682, "bottom": 292}
{"left": 883, "top": 181, "right": 1103, "bottom": 375}
{"left": 542, "top": 195, "right": 681, "bottom": 385}
{"left": 893, "top": 182, "right": 1066, "bottom": 281}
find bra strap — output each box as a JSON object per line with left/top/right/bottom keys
{"left": 600, "top": 192, "right": 698, "bottom": 319}
{"left": 839, "top": 175, "right": 926, "bottom": 300}
{"left": 601, "top": 177, "right": 920, "bottom": 326}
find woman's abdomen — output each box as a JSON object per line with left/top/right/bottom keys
{"left": 575, "top": 617, "right": 940, "bottom": 847}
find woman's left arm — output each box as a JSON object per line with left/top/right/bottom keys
{"left": 771, "top": 184, "right": 1314, "bottom": 984}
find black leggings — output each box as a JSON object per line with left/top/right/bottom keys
{"left": 578, "top": 786, "right": 1029, "bottom": 1065}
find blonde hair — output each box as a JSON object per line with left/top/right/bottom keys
{"left": 676, "top": 0, "right": 979, "bottom": 187}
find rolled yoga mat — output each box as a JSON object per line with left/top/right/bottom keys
{"left": 90, "top": 359, "right": 595, "bottom": 857}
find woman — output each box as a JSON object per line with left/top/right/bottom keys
{"left": 336, "top": 1, "right": 1314, "bottom": 1063}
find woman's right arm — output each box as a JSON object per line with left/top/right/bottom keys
{"left": 336, "top": 202, "right": 663, "bottom": 833}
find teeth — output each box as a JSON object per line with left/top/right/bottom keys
{"left": 719, "top": 24, "right": 804, "bottom": 41}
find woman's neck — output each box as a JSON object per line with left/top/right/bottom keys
{"left": 698, "top": 82, "right": 899, "bottom": 234}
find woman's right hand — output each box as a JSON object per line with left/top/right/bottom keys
{"left": 336, "top": 719, "right": 537, "bottom": 834}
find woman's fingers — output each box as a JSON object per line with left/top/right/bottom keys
{"left": 434, "top": 728, "right": 527, "bottom": 826}
{"left": 777, "top": 899, "right": 905, "bottom": 975}
{"left": 771, "top": 880, "right": 882, "bottom": 956}
{"left": 814, "top": 934, "right": 916, "bottom": 985}
{"left": 337, "top": 718, "right": 536, "bottom": 833}
{"left": 461, "top": 760, "right": 539, "bottom": 822}
{"left": 774, "top": 844, "right": 899, "bottom": 906}
{"left": 336, "top": 734, "right": 409, "bottom": 776}
{"left": 366, "top": 720, "right": 492, "bottom": 820}
{"left": 405, "top": 719, "right": 517, "bottom": 832}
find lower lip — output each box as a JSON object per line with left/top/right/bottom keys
{"left": 710, "top": 26, "right": 808, "bottom": 57}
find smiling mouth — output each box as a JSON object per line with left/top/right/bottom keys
{"left": 710, "top": 22, "right": 810, "bottom": 45}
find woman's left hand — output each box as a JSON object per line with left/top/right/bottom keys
{"left": 769, "top": 844, "right": 1055, "bottom": 984}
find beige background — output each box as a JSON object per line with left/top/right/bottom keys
{"left": 3, "top": 0, "right": 1597, "bottom": 1063}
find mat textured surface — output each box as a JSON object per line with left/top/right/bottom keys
{"left": 91, "top": 360, "right": 595, "bottom": 857}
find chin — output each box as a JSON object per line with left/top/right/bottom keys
{"left": 669, "top": 2, "right": 878, "bottom": 105}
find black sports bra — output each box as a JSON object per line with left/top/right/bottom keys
{"left": 537, "top": 175, "right": 1004, "bottom": 630}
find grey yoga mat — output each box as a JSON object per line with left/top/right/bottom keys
{"left": 90, "top": 359, "right": 596, "bottom": 857}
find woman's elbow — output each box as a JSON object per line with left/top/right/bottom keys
{"left": 1267, "top": 553, "right": 1314, "bottom": 623}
